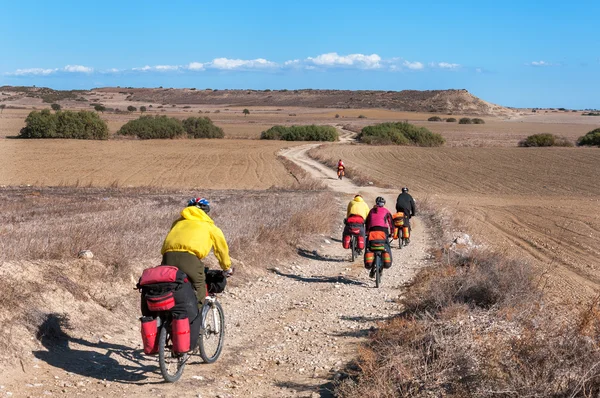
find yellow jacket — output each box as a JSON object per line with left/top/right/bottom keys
{"left": 347, "top": 196, "right": 370, "bottom": 220}
{"left": 161, "top": 206, "right": 232, "bottom": 270}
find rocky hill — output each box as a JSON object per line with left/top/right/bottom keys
{"left": 1, "top": 86, "right": 513, "bottom": 116}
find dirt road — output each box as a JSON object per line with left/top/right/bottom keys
{"left": 0, "top": 140, "right": 431, "bottom": 397}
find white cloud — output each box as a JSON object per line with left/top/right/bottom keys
{"left": 208, "top": 58, "right": 279, "bottom": 70}
{"left": 528, "top": 60, "right": 558, "bottom": 67}
{"left": 306, "top": 52, "right": 382, "bottom": 69}
{"left": 9, "top": 68, "right": 57, "bottom": 76}
{"left": 187, "top": 62, "right": 205, "bottom": 71}
{"left": 436, "top": 62, "right": 460, "bottom": 69}
{"left": 403, "top": 61, "right": 424, "bottom": 70}
{"left": 5, "top": 54, "right": 469, "bottom": 76}
{"left": 63, "top": 64, "right": 93, "bottom": 73}
{"left": 154, "top": 65, "right": 180, "bottom": 71}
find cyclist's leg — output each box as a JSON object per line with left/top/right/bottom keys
{"left": 162, "top": 251, "right": 206, "bottom": 309}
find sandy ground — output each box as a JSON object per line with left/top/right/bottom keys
{"left": 0, "top": 142, "right": 432, "bottom": 397}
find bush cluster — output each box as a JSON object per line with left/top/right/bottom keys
{"left": 458, "top": 117, "right": 472, "bottom": 124}
{"left": 446, "top": 117, "right": 457, "bottom": 122}
{"left": 19, "top": 109, "right": 109, "bottom": 140}
{"left": 117, "top": 115, "right": 225, "bottom": 139}
{"left": 519, "top": 133, "right": 573, "bottom": 147}
{"left": 117, "top": 115, "right": 184, "bottom": 139}
{"left": 427, "top": 116, "right": 442, "bottom": 122}
{"left": 577, "top": 128, "right": 600, "bottom": 147}
{"left": 182, "top": 117, "right": 224, "bottom": 138}
{"left": 260, "top": 125, "right": 338, "bottom": 141}
{"left": 358, "top": 122, "right": 445, "bottom": 146}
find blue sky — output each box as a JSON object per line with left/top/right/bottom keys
{"left": 1, "top": 0, "right": 598, "bottom": 108}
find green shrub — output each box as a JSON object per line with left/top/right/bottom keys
{"left": 19, "top": 110, "right": 108, "bottom": 140}
{"left": 519, "top": 133, "right": 573, "bottom": 147}
{"left": 472, "top": 118, "right": 485, "bottom": 124}
{"left": 140, "top": 106, "right": 147, "bottom": 113}
{"left": 427, "top": 116, "right": 442, "bottom": 122}
{"left": 50, "top": 103, "right": 61, "bottom": 111}
{"left": 446, "top": 117, "right": 457, "bottom": 122}
{"left": 127, "top": 105, "right": 137, "bottom": 112}
{"left": 117, "top": 115, "right": 185, "bottom": 139}
{"left": 94, "top": 105, "right": 106, "bottom": 113}
{"left": 260, "top": 125, "right": 338, "bottom": 142}
{"left": 459, "top": 117, "right": 472, "bottom": 124}
{"left": 358, "top": 122, "right": 445, "bottom": 147}
{"left": 182, "top": 117, "right": 224, "bottom": 138}
{"left": 577, "top": 128, "right": 600, "bottom": 147}
{"left": 358, "top": 115, "right": 367, "bottom": 119}
{"left": 582, "top": 112, "right": 600, "bottom": 116}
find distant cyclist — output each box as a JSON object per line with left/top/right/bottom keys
{"left": 161, "top": 197, "right": 233, "bottom": 309}
{"left": 395, "top": 187, "right": 416, "bottom": 245}
{"left": 337, "top": 159, "right": 345, "bottom": 179}
{"left": 365, "top": 196, "right": 394, "bottom": 277}
{"left": 343, "top": 194, "right": 370, "bottom": 253}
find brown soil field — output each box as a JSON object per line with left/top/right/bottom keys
{"left": 0, "top": 139, "right": 302, "bottom": 189}
{"left": 310, "top": 144, "right": 600, "bottom": 302}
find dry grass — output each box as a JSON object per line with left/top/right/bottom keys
{"left": 277, "top": 156, "right": 328, "bottom": 190}
{"left": 337, "top": 243, "right": 600, "bottom": 397}
{"left": 0, "top": 186, "right": 337, "bottom": 360}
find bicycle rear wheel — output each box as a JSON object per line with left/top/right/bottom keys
{"left": 199, "top": 299, "right": 225, "bottom": 363}
{"left": 158, "top": 321, "right": 188, "bottom": 382}
{"left": 350, "top": 236, "right": 356, "bottom": 262}
{"left": 375, "top": 256, "right": 381, "bottom": 288}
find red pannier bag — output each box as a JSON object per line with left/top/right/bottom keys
{"left": 172, "top": 316, "right": 191, "bottom": 353}
{"left": 357, "top": 235, "right": 365, "bottom": 250}
{"left": 140, "top": 316, "right": 159, "bottom": 355}
{"left": 342, "top": 235, "right": 351, "bottom": 249}
{"left": 347, "top": 215, "right": 364, "bottom": 225}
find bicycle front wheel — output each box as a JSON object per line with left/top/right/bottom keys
{"left": 158, "top": 322, "right": 188, "bottom": 382}
{"left": 199, "top": 299, "right": 225, "bottom": 363}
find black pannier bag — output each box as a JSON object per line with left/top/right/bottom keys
{"left": 205, "top": 268, "right": 227, "bottom": 294}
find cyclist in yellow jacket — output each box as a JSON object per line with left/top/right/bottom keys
{"left": 347, "top": 194, "right": 370, "bottom": 220}
{"left": 161, "top": 197, "right": 232, "bottom": 308}
{"left": 343, "top": 194, "right": 370, "bottom": 253}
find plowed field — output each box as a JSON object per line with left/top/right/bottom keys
{"left": 0, "top": 139, "right": 302, "bottom": 189}
{"left": 311, "top": 144, "right": 600, "bottom": 302}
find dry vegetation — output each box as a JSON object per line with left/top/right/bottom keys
{"left": 0, "top": 186, "right": 336, "bottom": 360}
{"left": 337, "top": 203, "right": 600, "bottom": 397}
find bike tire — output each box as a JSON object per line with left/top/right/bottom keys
{"left": 199, "top": 299, "right": 225, "bottom": 364}
{"left": 350, "top": 236, "right": 356, "bottom": 262}
{"left": 375, "top": 256, "right": 381, "bottom": 288}
{"left": 158, "top": 322, "right": 187, "bottom": 383}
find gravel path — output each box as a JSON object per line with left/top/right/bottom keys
{"left": 0, "top": 139, "right": 433, "bottom": 398}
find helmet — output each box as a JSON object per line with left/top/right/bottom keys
{"left": 187, "top": 197, "right": 210, "bottom": 213}
{"left": 402, "top": 187, "right": 409, "bottom": 193}
{"left": 354, "top": 194, "right": 362, "bottom": 198}
{"left": 375, "top": 196, "right": 386, "bottom": 207}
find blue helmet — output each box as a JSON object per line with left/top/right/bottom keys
{"left": 187, "top": 197, "right": 210, "bottom": 213}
